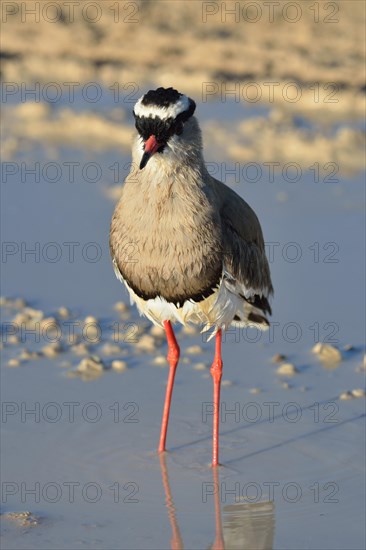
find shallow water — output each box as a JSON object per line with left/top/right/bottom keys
{"left": 1, "top": 98, "right": 365, "bottom": 549}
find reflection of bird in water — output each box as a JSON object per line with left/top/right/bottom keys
{"left": 159, "top": 454, "right": 183, "bottom": 550}
{"left": 221, "top": 501, "right": 275, "bottom": 550}
{"left": 159, "top": 454, "right": 275, "bottom": 550}
{"left": 110, "top": 86, "right": 273, "bottom": 466}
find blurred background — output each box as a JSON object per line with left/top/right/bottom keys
{"left": 1, "top": 2, "right": 365, "bottom": 549}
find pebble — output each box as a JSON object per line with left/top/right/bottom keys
{"left": 193, "top": 362, "right": 208, "bottom": 371}
{"left": 135, "top": 334, "right": 156, "bottom": 352}
{"left": 351, "top": 388, "right": 366, "bottom": 398}
{"left": 24, "top": 307, "right": 44, "bottom": 319}
{"left": 339, "top": 391, "right": 353, "bottom": 400}
{"left": 101, "top": 342, "right": 123, "bottom": 355}
{"left": 343, "top": 344, "right": 355, "bottom": 351}
{"left": 111, "top": 360, "right": 127, "bottom": 371}
{"left": 8, "top": 358, "right": 20, "bottom": 367}
{"left": 339, "top": 389, "right": 365, "bottom": 400}
{"left": 12, "top": 309, "right": 43, "bottom": 328}
{"left": 84, "top": 315, "right": 98, "bottom": 324}
{"left": 186, "top": 345, "right": 203, "bottom": 355}
{"left": 271, "top": 353, "right": 287, "bottom": 363}
{"left": 76, "top": 356, "right": 104, "bottom": 373}
{"left": 181, "top": 325, "right": 198, "bottom": 335}
{"left": 19, "top": 349, "right": 40, "bottom": 360}
{"left": 222, "top": 379, "right": 233, "bottom": 387}
{"left": 58, "top": 306, "right": 70, "bottom": 318}
{"left": 7, "top": 335, "right": 20, "bottom": 344}
{"left": 42, "top": 342, "right": 62, "bottom": 357}
{"left": 4, "top": 511, "right": 40, "bottom": 527}
{"left": 71, "top": 343, "right": 89, "bottom": 356}
{"left": 83, "top": 321, "right": 101, "bottom": 342}
{"left": 40, "top": 317, "right": 58, "bottom": 330}
{"left": 312, "top": 343, "right": 342, "bottom": 363}
{"left": 276, "top": 363, "right": 298, "bottom": 376}
{"left": 114, "top": 301, "right": 129, "bottom": 312}
{"left": 153, "top": 355, "right": 167, "bottom": 366}
{"left": 150, "top": 325, "right": 165, "bottom": 338}
{"left": 249, "top": 387, "right": 262, "bottom": 394}
{"left": 0, "top": 297, "right": 26, "bottom": 308}
{"left": 281, "top": 381, "right": 292, "bottom": 389}
{"left": 69, "top": 356, "right": 106, "bottom": 380}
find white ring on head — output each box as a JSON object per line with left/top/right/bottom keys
{"left": 134, "top": 94, "right": 190, "bottom": 120}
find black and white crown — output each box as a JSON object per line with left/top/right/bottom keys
{"left": 134, "top": 87, "right": 196, "bottom": 121}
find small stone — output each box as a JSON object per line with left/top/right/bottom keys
{"left": 312, "top": 343, "right": 342, "bottom": 363}
{"left": 4, "top": 511, "right": 40, "bottom": 527}
{"left": 182, "top": 325, "right": 198, "bottom": 335}
{"left": 343, "top": 344, "right": 354, "bottom": 351}
{"left": 13, "top": 298, "right": 27, "bottom": 308}
{"left": 114, "top": 302, "right": 128, "bottom": 312}
{"left": 281, "top": 381, "right": 292, "bottom": 389}
{"left": 111, "top": 360, "right": 127, "bottom": 371}
{"left": 84, "top": 315, "right": 98, "bottom": 324}
{"left": 83, "top": 319, "right": 101, "bottom": 342}
{"left": 42, "top": 342, "right": 62, "bottom": 357}
{"left": 39, "top": 317, "right": 58, "bottom": 330}
{"left": 182, "top": 357, "right": 191, "bottom": 364}
{"left": 153, "top": 355, "right": 167, "bottom": 366}
{"left": 271, "top": 353, "right": 287, "bottom": 363}
{"left": 24, "top": 307, "right": 44, "bottom": 320}
{"left": 19, "top": 349, "right": 40, "bottom": 360}
{"left": 135, "top": 334, "right": 156, "bottom": 352}
{"left": 7, "top": 335, "right": 20, "bottom": 344}
{"left": 71, "top": 343, "right": 89, "bottom": 356}
{"left": 58, "top": 306, "right": 70, "bottom": 318}
{"left": 340, "top": 391, "right": 353, "bottom": 400}
{"left": 8, "top": 358, "right": 20, "bottom": 367}
{"left": 193, "top": 362, "right": 208, "bottom": 371}
{"left": 351, "top": 388, "right": 366, "bottom": 398}
{"left": 276, "top": 363, "right": 298, "bottom": 376}
{"left": 186, "top": 345, "right": 203, "bottom": 355}
{"left": 222, "top": 379, "right": 233, "bottom": 387}
{"left": 150, "top": 325, "right": 165, "bottom": 338}
{"left": 249, "top": 387, "right": 262, "bottom": 394}
{"left": 101, "top": 342, "right": 123, "bottom": 355}
{"left": 76, "top": 355, "right": 104, "bottom": 373}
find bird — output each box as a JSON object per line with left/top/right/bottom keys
{"left": 110, "top": 87, "right": 273, "bottom": 466}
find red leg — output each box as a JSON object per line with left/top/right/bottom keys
{"left": 158, "top": 321, "right": 180, "bottom": 453}
{"left": 210, "top": 329, "right": 223, "bottom": 467}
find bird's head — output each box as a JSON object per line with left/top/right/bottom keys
{"left": 133, "top": 87, "right": 198, "bottom": 170}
